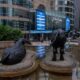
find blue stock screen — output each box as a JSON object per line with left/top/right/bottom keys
{"left": 36, "top": 10, "right": 46, "bottom": 30}
{"left": 66, "top": 17, "right": 70, "bottom": 32}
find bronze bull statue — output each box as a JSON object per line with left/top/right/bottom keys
{"left": 51, "top": 29, "right": 67, "bottom": 61}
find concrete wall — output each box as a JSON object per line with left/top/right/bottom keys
{"left": 33, "top": 0, "right": 50, "bottom": 11}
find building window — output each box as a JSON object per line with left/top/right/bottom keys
{"left": 58, "top": 1, "right": 64, "bottom": 5}
{"left": 66, "top": 1, "right": 74, "bottom": 6}
{"left": 0, "top": 7, "right": 8, "bottom": 16}
{"left": 58, "top": 7, "right": 63, "bottom": 11}
{"left": 0, "top": 0, "right": 7, "bottom": 3}
{"left": 12, "top": 0, "right": 33, "bottom": 8}
{"left": 65, "top": 7, "right": 73, "bottom": 12}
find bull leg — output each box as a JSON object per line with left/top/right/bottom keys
{"left": 60, "top": 47, "right": 64, "bottom": 61}
{"left": 52, "top": 47, "right": 57, "bottom": 61}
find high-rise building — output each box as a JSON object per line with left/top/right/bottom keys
{"left": 65, "top": 0, "right": 74, "bottom": 29}
{"left": 0, "top": 0, "right": 75, "bottom": 31}
{"left": 74, "top": 0, "right": 80, "bottom": 29}
{"left": 0, "top": 0, "right": 51, "bottom": 31}
{"left": 33, "top": 0, "right": 50, "bottom": 11}
{"left": 0, "top": 0, "right": 33, "bottom": 31}
{"left": 32, "top": 0, "right": 53, "bottom": 30}
{"left": 50, "top": 0, "right": 75, "bottom": 29}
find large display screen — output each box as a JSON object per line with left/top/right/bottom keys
{"left": 36, "top": 10, "right": 46, "bottom": 30}
{"left": 66, "top": 17, "right": 70, "bottom": 32}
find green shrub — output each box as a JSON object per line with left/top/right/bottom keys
{"left": 0, "top": 25, "right": 23, "bottom": 41}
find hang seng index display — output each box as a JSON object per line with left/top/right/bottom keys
{"left": 36, "top": 10, "right": 46, "bottom": 30}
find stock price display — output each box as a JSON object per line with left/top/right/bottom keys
{"left": 36, "top": 10, "right": 46, "bottom": 30}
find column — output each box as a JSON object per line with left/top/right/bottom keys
{"left": 55, "top": 0, "right": 58, "bottom": 11}
{"left": 8, "top": 0, "right": 12, "bottom": 17}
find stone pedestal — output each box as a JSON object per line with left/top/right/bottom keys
{"left": 39, "top": 48, "right": 76, "bottom": 80}
{"left": 49, "top": 73, "right": 72, "bottom": 80}
{"left": 0, "top": 50, "right": 38, "bottom": 80}
{"left": 40, "top": 59, "right": 73, "bottom": 80}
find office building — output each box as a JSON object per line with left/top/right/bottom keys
{"left": 0, "top": 0, "right": 75, "bottom": 31}
{"left": 50, "top": 0, "right": 75, "bottom": 29}
{"left": 0, "top": 0, "right": 33, "bottom": 30}
{"left": 74, "top": 0, "right": 80, "bottom": 29}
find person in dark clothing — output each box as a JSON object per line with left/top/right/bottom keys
{"left": 51, "top": 29, "right": 66, "bottom": 61}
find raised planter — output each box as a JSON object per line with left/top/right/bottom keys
{"left": 40, "top": 57, "right": 72, "bottom": 80}
{"left": 40, "top": 49, "right": 74, "bottom": 80}
{"left": 0, "top": 41, "right": 15, "bottom": 57}
{"left": 40, "top": 60, "right": 73, "bottom": 74}
{"left": 0, "top": 50, "right": 38, "bottom": 78}
{"left": 0, "top": 41, "right": 36, "bottom": 56}
{"left": 0, "top": 41, "right": 15, "bottom": 49}
{"left": 71, "top": 45, "right": 80, "bottom": 63}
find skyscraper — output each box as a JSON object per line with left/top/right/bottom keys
{"left": 74, "top": 0, "right": 80, "bottom": 29}
{"left": 65, "top": 0, "right": 74, "bottom": 29}
{"left": 50, "top": 0, "right": 75, "bottom": 29}
{"left": 0, "top": 0, "right": 51, "bottom": 31}
{"left": 0, "top": 0, "right": 75, "bottom": 31}
{"left": 0, "top": 0, "right": 33, "bottom": 30}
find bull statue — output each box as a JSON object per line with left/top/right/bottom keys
{"left": 51, "top": 29, "right": 67, "bottom": 61}
{"left": 0, "top": 37, "right": 31, "bottom": 65}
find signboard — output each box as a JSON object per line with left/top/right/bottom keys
{"left": 30, "top": 30, "right": 52, "bottom": 33}
{"left": 66, "top": 17, "right": 70, "bottom": 32}
{"left": 36, "top": 9, "right": 46, "bottom": 30}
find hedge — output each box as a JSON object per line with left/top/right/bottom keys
{"left": 0, "top": 25, "right": 23, "bottom": 41}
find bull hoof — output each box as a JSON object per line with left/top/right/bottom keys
{"left": 52, "top": 58, "right": 57, "bottom": 61}
{"left": 60, "top": 57, "right": 64, "bottom": 61}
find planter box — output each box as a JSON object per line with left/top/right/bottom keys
{"left": 0, "top": 41, "right": 15, "bottom": 56}
{"left": 71, "top": 45, "right": 80, "bottom": 63}
{"left": 0, "top": 41, "right": 15, "bottom": 49}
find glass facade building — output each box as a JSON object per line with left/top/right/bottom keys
{"left": 50, "top": 0, "right": 74, "bottom": 29}
{"left": 65, "top": 0, "right": 74, "bottom": 29}
{"left": 74, "top": 0, "right": 80, "bottom": 29}
{"left": 0, "top": 0, "right": 75, "bottom": 31}
{"left": 0, "top": 0, "right": 33, "bottom": 31}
